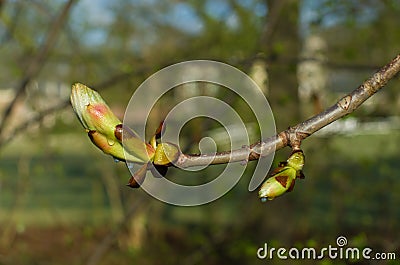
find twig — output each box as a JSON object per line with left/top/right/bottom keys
{"left": 174, "top": 53, "right": 400, "bottom": 168}
{"left": 0, "top": 0, "right": 77, "bottom": 137}
{"left": 0, "top": 102, "right": 70, "bottom": 148}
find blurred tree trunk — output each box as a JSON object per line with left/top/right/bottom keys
{"left": 297, "top": 34, "right": 328, "bottom": 119}
{"left": 261, "top": 0, "right": 300, "bottom": 131}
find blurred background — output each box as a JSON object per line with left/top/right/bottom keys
{"left": 0, "top": 0, "right": 399, "bottom": 264}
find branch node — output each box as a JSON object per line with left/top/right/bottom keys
{"left": 248, "top": 146, "right": 261, "bottom": 161}
{"left": 176, "top": 153, "right": 188, "bottom": 167}
{"left": 278, "top": 131, "right": 289, "bottom": 147}
{"left": 338, "top": 95, "right": 352, "bottom": 110}
{"left": 286, "top": 127, "right": 309, "bottom": 151}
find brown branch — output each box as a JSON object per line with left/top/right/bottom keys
{"left": 174, "top": 53, "right": 400, "bottom": 168}
{"left": 0, "top": 0, "right": 77, "bottom": 137}
{"left": 0, "top": 102, "right": 70, "bottom": 148}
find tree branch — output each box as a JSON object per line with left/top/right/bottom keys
{"left": 0, "top": 0, "right": 77, "bottom": 138}
{"left": 175, "top": 53, "right": 400, "bottom": 168}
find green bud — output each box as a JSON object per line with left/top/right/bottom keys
{"left": 153, "top": 142, "right": 180, "bottom": 166}
{"left": 71, "top": 83, "right": 120, "bottom": 137}
{"left": 259, "top": 150, "right": 306, "bottom": 202}
{"left": 114, "top": 124, "right": 155, "bottom": 163}
{"left": 286, "top": 150, "right": 305, "bottom": 172}
{"left": 258, "top": 167, "right": 296, "bottom": 201}
{"left": 70, "top": 83, "right": 151, "bottom": 163}
{"left": 87, "top": 130, "right": 146, "bottom": 163}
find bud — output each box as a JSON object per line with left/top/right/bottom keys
{"left": 70, "top": 83, "right": 152, "bottom": 163}
{"left": 114, "top": 124, "right": 155, "bottom": 164}
{"left": 153, "top": 142, "right": 180, "bottom": 166}
{"left": 286, "top": 150, "right": 305, "bottom": 172}
{"left": 71, "top": 83, "right": 120, "bottom": 137}
{"left": 87, "top": 130, "right": 146, "bottom": 163}
{"left": 258, "top": 150, "right": 305, "bottom": 202}
{"left": 258, "top": 167, "right": 296, "bottom": 201}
